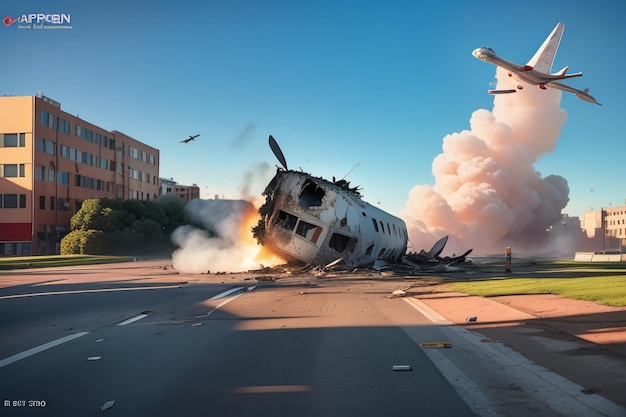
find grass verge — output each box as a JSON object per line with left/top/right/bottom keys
{"left": 449, "top": 276, "right": 626, "bottom": 307}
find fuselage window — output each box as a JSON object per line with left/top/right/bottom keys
{"left": 329, "top": 233, "right": 352, "bottom": 253}
{"left": 275, "top": 210, "right": 298, "bottom": 232}
{"left": 372, "top": 218, "right": 379, "bottom": 232}
{"left": 379, "top": 221, "right": 385, "bottom": 234}
{"left": 295, "top": 220, "right": 322, "bottom": 244}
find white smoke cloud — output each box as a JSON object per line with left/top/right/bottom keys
{"left": 401, "top": 67, "right": 570, "bottom": 254}
{"left": 171, "top": 198, "right": 281, "bottom": 274}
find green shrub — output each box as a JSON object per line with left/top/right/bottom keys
{"left": 60, "top": 230, "right": 110, "bottom": 255}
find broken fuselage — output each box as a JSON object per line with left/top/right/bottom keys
{"left": 253, "top": 169, "right": 408, "bottom": 267}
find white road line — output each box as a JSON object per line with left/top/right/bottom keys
{"left": 206, "top": 286, "right": 255, "bottom": 317}
{"left": 117, "top": 314, "right": 149, "bottom": 326}
{"left": 0, "top": 332, "right": 89, "bottom": 368}
{"left": 403, "top": 297, "right": 626, "bottom": 417}
{"left": 403, "top": 297, "right": 452, "bottom": 325}
{"left": 209, "top": 287, "right": 245, "bottom": 300}
{"left": 0, "top": 284, "right": 183, "bottom": 300}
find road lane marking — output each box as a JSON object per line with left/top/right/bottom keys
{"left": 206, "top": 286, "right": 255, "bottom": 317}
{"left": 229, "top": 385, "right": 314, "bottom": 394}
{"left": 117, "top": 314, "right": 148, "bottom": 326}
{"left": 209, "top": 287, "right": 246, "bottom": 300}
{"left": 0, "top": 284, "right": 184, "bottom": 300}
{"left": 403, "top": 296, "right": 626, "bottom": 417}
{"left": 0, "top": 332, "right": 89, "bottom": 368}
{"left": 403, "top": 297, "right": 452, "bottom": 325}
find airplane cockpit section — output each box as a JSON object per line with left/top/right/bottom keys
{"left": 252, "top": 135, "right": 408, "bottom": 268}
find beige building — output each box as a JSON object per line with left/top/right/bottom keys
{"left": 582, "top": 206, "right": 626, "bottom": 252}
{"left": 0, "top": 94, "right": 159, "bottom": 255}
{"left": 159, "top": 178, "right": 200, "bottom": 202}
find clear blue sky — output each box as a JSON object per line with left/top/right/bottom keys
{"left": 3, "top": 0, "right": 625, "bottom": 219}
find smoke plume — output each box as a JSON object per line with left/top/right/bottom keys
{"left": 401, "top": 67, "right": 570, "bottom": 254}
{"left": 171, "top": 198, "right": 281, "bottom": 274}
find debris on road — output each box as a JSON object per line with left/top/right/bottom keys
{"left": 101, "top": 400, "right": 115, "bottom": 411}
{"left": 420, "top": 342, "right": 453, "bottom": 349}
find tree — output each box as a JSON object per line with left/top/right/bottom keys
{"left": 70, "top": 199, "right": 126, "bottom": 232}
{"left": 61, "top": 230, "right": 109, "bottom": 255}
{"left": 62, "top": 196, "right": 188, "bottom": 255}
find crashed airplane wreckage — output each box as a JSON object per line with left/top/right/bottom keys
{"left": 253, "top": 135, "right": 408, "bottom": 268}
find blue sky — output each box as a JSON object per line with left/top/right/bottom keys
{"left": 3, "top": 0, "right": 625, "bottom": 219}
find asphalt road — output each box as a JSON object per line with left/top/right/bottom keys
{"left": 0, "top": 263, "right": 477, "bottom": 417}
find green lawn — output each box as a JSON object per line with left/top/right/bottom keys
{"left": 0, "top": 255, "right": 132, "bottom": 270}
{"left": 450, "top": 276, "right": 626, "bottom": 307}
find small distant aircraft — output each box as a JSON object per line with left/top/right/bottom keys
{"left": 472, "top": 22, "right": 600, "bottom": 105}
{"left": 180, "top": 134, "right": 200, "bottom": 143}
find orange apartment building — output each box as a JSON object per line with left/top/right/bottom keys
{"left": 0, "top": 94, "right": 160, "bottom": 255}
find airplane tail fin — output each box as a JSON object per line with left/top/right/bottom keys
{"left": 526, "top": 22, "right": 564, "bottom": 74}
{"left": 553, "top": 65, "right": 583, "bottom": 79}
{"left": 554, "top": 66, "right": 568, "bottom": 76}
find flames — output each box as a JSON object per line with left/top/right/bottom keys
{"left": 171, "top": 199, "right": 282, "bottom": 274}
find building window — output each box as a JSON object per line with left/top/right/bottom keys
{"left": 41, "top": 110, "right": 49, "bottom": 127}
{"left": 20, "top": 194, "right": 26, "bottom": 208}
{"left": 2, "top": 194, "right": 18, "bottom": 208}
{"left": 50, "top": 196, "right": 55, "bottom": 210}
{"left": 2, "top": 164, "right": 17, "bottom": 177}
{"left": 37, "top": 138, "right": 55, "bottom": 155}
{"left": 58, "top": 172, "right": 69, "bottom": 185}
{"left": 39, "top": 195, "right": 45, "bottom": 209}
{"left": 58, "top": 198, "right": 70, "bottom": 211}
{"left": 1, "top": 164, "right": 25, "bottom": 178}
{"left": 36, "top": 166, "right": 46, "bottom": 180}
{"left": 1, "top": 133, "right": 21, "bottom": 147}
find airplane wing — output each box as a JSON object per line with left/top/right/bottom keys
{"left": 526, "top": 22, "right": 564, "bottom": 74}
{"left": 547, "top": 81, "right": 601, "bottom": 105}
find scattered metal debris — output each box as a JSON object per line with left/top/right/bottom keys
{"left": 87, "top": 356, "right": 101, "bottom": 361}
{"left": 101, "top": 400, "right": 115, "bottom": 411}
{"left": 466, "top": 316, "right": 478, "bottom": 322}
{"left": 392, "top": 365, "right": 412, "bottom": 371}
{"left": 420, "top": 342, "right": 453, "bottom": 349}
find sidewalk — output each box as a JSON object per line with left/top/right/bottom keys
{"left": 414, "top": 290, "right": 626, "bottom": 409}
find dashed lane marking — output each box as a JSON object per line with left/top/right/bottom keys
{"left": 0, "top": 332, "right": 89, "bottom": 368}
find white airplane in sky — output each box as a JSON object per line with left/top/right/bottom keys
{"left": 472, "top": 22, "right": 601, "bottom": 105}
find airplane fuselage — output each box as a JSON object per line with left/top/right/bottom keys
{"left": 472, "top": 47, "right": 582, "bottom": 86}
{"left": 253, "top": 169, "right": 408, "bottom": 267}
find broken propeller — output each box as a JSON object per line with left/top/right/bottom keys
{"left": 269, "top": 135, "right": 288, "bottom": 170}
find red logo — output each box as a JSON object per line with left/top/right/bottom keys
{"left": 3, "top": 15, "right": 17, "bottom": 26}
